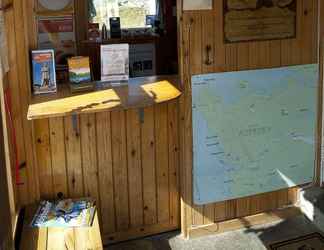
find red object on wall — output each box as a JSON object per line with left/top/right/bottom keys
{"left": 4, "top": 88, "right": 23, "bottom": 185}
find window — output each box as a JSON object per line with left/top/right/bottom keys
{"left": 89, "top": 0, "right": 157, "bottom": 29}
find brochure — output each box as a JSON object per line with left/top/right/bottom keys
{"left": 67, "top": 56, "right": 91, "bottom": 84}
{"left": 31, "top": 49, "right": 57, "bottom": 94}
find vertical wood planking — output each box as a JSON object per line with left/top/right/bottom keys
{"left": 49, "top": 117, "right": 68, "bottom": 197}
{"left": 202, "top": 12, "right": 215, "bottom": 73}
{"left": 34, "top": 119, "right": 53, "bottom": 199}
{"left": 64, "top": 116, "right": 84, "bottom": 198}
{"left": 80, "top": 114, "right": 100, "bottom": 210}
{"left": 214, "top": 0, "right": 226, "bottom": 72}
{"left": 13, "top": 0, "right": 40, "bottom": 203}
{"left": 189, "top": 13, "right": 203, "bottom": 75}
{"left": 214, "top": 201, "right": 226, "bottom": 222}
{"left": 9, "top": 0, "right": 40, "bottom": 203}
{"left": 47, "top": 228, "right": 66, "bottom": 250}
{"left": 155, "top": 104, "right": 170, "bottom": 223}
{"left": 141, "top": 107, "right": 157, "bottom": 225}
{"left": 168, "top": 100, "right": 180, "bottom": 226}
{"left": 96, "top": 111, "right": 116, "bottom": 234}
{"left": 301, "top": 0, "right": 316, "bottom": 64}
{"left": 180, "top": 13, "right": 191, "bottom": 236}
{"left": 4, "top": 8, "right": 29, "bottom": 205}
{"left": 111, "top": 110, "right": 129, "bottom": 231}
{"left": 126, "top": 109, "right": 144, "bottom": 227}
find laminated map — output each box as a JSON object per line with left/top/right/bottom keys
{"left": 192, "top": 64, "right": 318, "bottom": 205}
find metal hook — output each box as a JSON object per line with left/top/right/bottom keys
{"left": 205, "top": 45, "right": 213, "bottom": 66}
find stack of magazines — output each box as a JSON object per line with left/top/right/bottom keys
{"left": 30, "top": 199, "right": 96, "bottom": 228}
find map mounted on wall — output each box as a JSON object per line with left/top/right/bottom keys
{"left": 192, "top": 64, "right": 318, "bottom": 205}
{"left": 224, "top": 0, "right": 296, "bottom": 42}
{"left": 37, "top": 0, "right": 73, "bottom": 12}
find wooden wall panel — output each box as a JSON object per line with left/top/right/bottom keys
{"left": 179, "top": 0, "right": 320, "bottom": 237}
{"left": 49, "top": 117, "right": 68, "bottom": 197}
{"left": 155, "top": 104, "right": 171, "bottom": 223}
{"left": 31, "top": 107, "right": 181, "bottom": 244}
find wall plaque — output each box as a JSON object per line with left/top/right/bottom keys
{"left": 224, "top": 0, "right": 296, "bottom": 43}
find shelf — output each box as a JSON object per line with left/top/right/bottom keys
{"left": 27, "top": 76, "right": 181, "bottom": 120}
{"left": 81, "top": 35, "right": 160, "bottom": 45}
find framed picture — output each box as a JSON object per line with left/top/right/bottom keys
{"left": 224, "top": 0, "right": 297, "bottom": 43}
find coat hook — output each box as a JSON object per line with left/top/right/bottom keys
{"left": 205, "top": 45, "right": 213, "bottom": 66}
{"left": 0, "top": 3, "right": 13, "bottom": 11}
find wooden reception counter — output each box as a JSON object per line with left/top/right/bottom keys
{"left": 28, "top": 76, "right": 181, "bottom": 120}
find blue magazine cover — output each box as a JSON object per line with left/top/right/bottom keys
{"left": 32, "top": 49, "right": 57, "bottom": 94}
{"left": 31, "top": 198, "right": 96, "bottom": 228}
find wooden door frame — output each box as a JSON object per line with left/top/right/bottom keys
{"left": 0, "top": 80, "right": 15, "bottom": 250}
{"left": 0, "top": 70, "right": 18, "bottom": 240}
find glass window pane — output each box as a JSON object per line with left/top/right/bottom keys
{"left": 91, "top": 0, "right": 157, "bottom": 29}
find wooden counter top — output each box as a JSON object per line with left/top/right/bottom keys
{"left": 27, "top": 76, "right": 181, "bottom": 120}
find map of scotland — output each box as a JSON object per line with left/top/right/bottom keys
{"left": 192, "top": 64, "right": 318, "bottom": 205}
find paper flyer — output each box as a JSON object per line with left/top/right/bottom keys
{"left": 101, "top": 44, "right": 129, "bottom": 84}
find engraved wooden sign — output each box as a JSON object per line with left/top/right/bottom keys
{"left": 224, "top": 0, "right": 296, "bottom": 43}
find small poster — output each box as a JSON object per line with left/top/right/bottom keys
{"left": 31, "top": 50, "right": 57, "bottom": 94}
{"left": 224, "top": 0, "right": 296, "bottom": 43}
{"left": 183, "top": 0, "right": 213, "bottom": 11}
{"left": 101, "top": 44, "right": 129, "bottom": 84}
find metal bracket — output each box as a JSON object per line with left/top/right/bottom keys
{"left": 72, "top": 115, "right": 79, "bottom": 134}
{"left": 138, "top": 108, "right": 144, "bottom": 124}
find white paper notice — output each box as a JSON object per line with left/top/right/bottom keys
{"left": 101, "top": 44, "right": 129, "bottom": 83}
{"left": 183, "top": 0, "right": 213, "bottom": 10}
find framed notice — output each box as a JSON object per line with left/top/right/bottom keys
{"left": 224, "top": 0, "right": 297, "bottom": 43}
{"left": 183, "top": 0, "right": 213, "bottom": 11}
